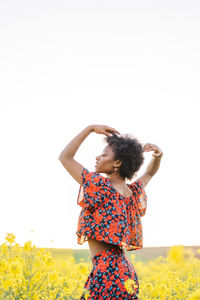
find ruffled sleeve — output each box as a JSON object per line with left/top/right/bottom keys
{"left": 128, "top": 179, "right": 147, "bottom": 217}
{"left": 77, "top": 168, "right": 108, "bottom": 209}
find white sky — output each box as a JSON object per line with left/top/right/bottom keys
{"left": 0, "top": 0, "right": 199, "bottom": 250}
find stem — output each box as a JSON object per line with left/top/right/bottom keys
{"left": 31, "top": 274, "right": 48, "bottom": 297}
{"left": 26, "top": 255, "right": 34, "bottom": 299}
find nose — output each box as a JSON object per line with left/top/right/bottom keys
{"left": 96, "top": 156, "right": 100, "bottom": 161}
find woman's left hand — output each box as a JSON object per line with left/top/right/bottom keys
{"left": 91, "top": 125, "right": 120, "bottom": 137}
{"left": 143, "top": 143, "right": 163, "bottom": 158}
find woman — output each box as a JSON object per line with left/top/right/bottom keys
{"left": 58, "top": 124, "right": 163, "bottom": 299}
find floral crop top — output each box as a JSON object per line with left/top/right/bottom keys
{"left": 76, "top": 168, "right": 147, "bottom": 251}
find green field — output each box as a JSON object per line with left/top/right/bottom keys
{"left": 41, "top": 245, "right": 200, "bottom": 263}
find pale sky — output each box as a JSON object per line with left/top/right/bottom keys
{"left": 0, "top": 0, "right": 199, "bottom": 250}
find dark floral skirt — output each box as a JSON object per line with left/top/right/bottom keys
{"left": 80, "top": 247, "right": 139, "bottom": 300}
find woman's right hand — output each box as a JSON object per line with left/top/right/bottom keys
{"left": 90, "top": 125, "right": 120, "bottom": 137}
{"left": 143, "top": 143, "right": 163, "bottom": 158}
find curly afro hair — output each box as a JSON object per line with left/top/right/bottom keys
{"left": 104, "top": 133, "right": 144, "bottom": 180}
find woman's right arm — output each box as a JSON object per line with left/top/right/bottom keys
{"left": 58, "top": 125, "right": 119, "bottom": 184}
{"left": 137, "top": 143, "right": 163, "bottom": 188}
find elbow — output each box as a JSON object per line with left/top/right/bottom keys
{"left": 58, "top": 154, "right": 67, "bottom": 162}
{"left": 58, "top": 154, "right": 63, "bottom": 161}
{"left": 58, "top": 154, "right": 72, "bottom": 163}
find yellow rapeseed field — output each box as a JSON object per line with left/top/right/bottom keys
{"left": 0, "top": 233, "right": 200, "bottom": 299}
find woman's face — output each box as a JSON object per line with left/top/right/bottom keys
{"left": 95, "top": 145, "right": 116, "bottom": 174}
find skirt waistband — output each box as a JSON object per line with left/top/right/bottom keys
{"left": 91, "top": 247, "right": 124, "bottom": 264}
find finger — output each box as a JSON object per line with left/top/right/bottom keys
{"left": 152, "top": 153, "right": 161, "bottom": 157}
{"left": 143, "top": 146, "right": 149, "bottom": 151}
{"left": 143, "top": 143, "right": 152, "bottom": 149}
{"left": 107, "top": 128, "right": 120, "bottom": 134}
{"left": 103, "top": 131, "right": 112, "bottom": 137}
{"left": 112, "top": 128, "right": 120, "bottom": 134}
{"left": 146, "top": 144, "right": 157, "bottom": 150}
{"left": 143, "top": 146, "right": 157, "bottom": 152}
{"left": 105, "top": 126, "right": 120, "bottom": 134}
{"left": 143, "top": 145, "right": 153, "bottom": 151}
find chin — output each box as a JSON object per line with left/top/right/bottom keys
{"left": 95, "top": 166, "right": 101, "bottom": 173}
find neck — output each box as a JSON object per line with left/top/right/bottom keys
{"left": 107, "top": 172, "right": 125, "bottom": 185}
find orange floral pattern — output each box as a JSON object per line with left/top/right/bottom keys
{"left": 80, "top": 248, "right": 139, "bottom": 299}
{"left": 76, "top": 168, "right": 147, "bottom": 251}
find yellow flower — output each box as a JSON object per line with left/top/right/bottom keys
{"left": 167, "top": 245, "right": 184, "bottom": 263}
{"left": 83, "top": 288, "right": 91, "bottom": 299}
{"left": 146, "top": 282, "right": 153, "bottom": 289}
{"left": 131, "top": 254, "right": 136, "bottom": 261}
{"left": 0, "top": 234, "right": 200, "bottom": 299}
{"left": 2, "top": 276, "right": 13, "bottom": 290}
{"left": 77, "top": 262, "right": 88, "bottom": 274}
{"left": 23, "top": 240, "right": 35, "bottom": 252}
{"left": 49, "top": 271, "right": 59, "bottom": 281}
{"left": 188, "top": 289, "right": 200, "bottom": 300}
{"left": 5, "top": 233, "right": 16, "bottom": 245}
{"left": 124, "top": 278, "right": 137, "bottom": 294}
{"left": 9, "top": 260, "right": 23, "bottom": 275}
{"left": 0, "top": 242, "right": 8, "bottom": 254}
{"left": 0, "top": 258, "right": 8, "bottom": 272}
{"left": 45, "top": 255, "right": 55, "bottom": 267}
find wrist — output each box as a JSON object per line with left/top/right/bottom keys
{"left": 85, "top": 125, "right": 94, "bottom": 133}
{"left": 152, "top": 152, "right": 163, "bottom": 159}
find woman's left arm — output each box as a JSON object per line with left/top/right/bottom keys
{"left": 58, "top": 126, "right": 93, "bottom": 184}
{"left": 58, "top": 124, "right": 119, "bottom": 184}
{"left": 137, "top": 143, "right": 163, "bottom": 188}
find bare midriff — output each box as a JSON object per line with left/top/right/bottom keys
{"left": 88, "top": 238, "right": 124, "bottom": 258}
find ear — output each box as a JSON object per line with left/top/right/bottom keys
{"left": 114, "top": 160, "right": 122, "bottom": 168}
